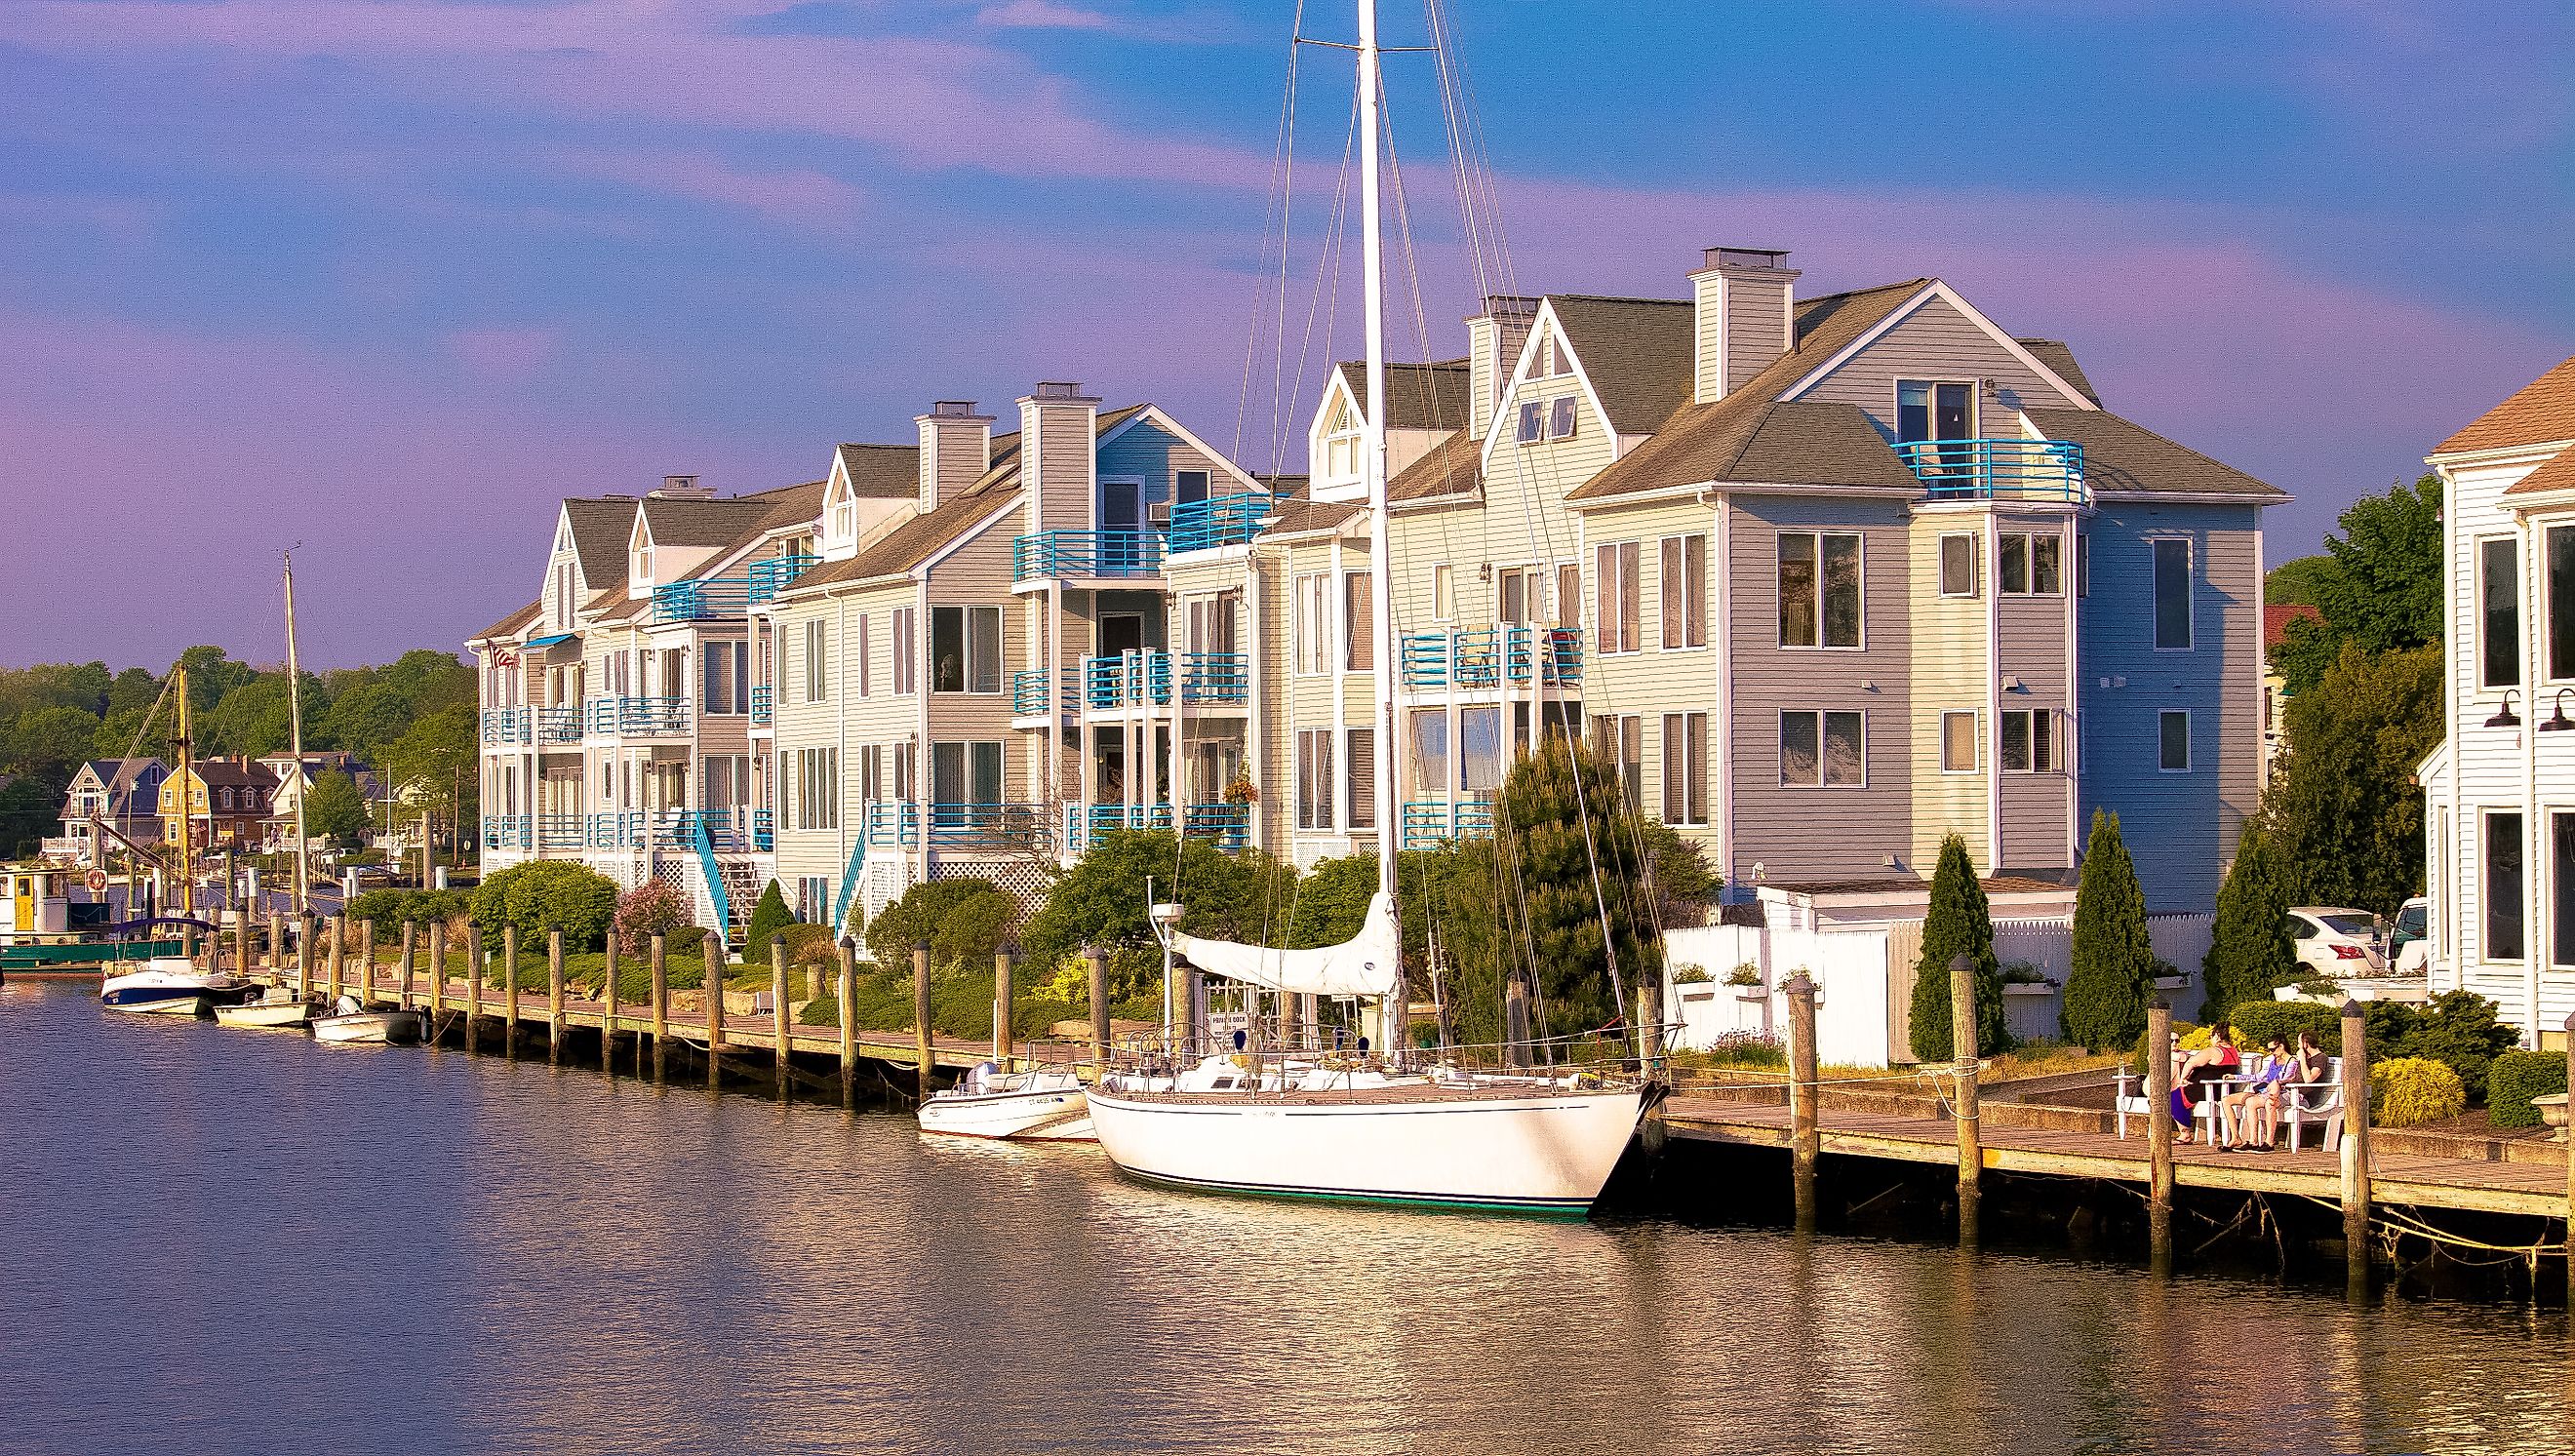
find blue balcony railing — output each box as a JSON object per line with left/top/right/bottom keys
{"left": 1504, "top": 626, "right": 1583, "bottom": 685}
{"left": 1893, "top": 438, "right": 2085, "bottom": 503}
{"left": 481, "top": 707, "right": 532, "bottom": 746}
{"left": 482, "top": 814, "right": 532, "bottom": 850}
{"left": 1012, "top": 529, "right": 1165, "bottom": 582}
{"left": 748, "top": 685, "right": 773, "bottom": 728}
{"left": 535, "top": 812, "right": 585, "bottom": 849}
{"left": 584, "top": 695, "right": 692, "bottom": 735}
{"left": 746, "top": 553, "right": 819, "bottom": 605}
{"left": 1401, "top": 798, "right": 1495, "bottom": 850}
{"left": 1178, "top": 651, "right": 1248, "bottom": 704}
{"left": 535, "top": 706, "right": 582, "bottom": 744}
{"left": 650, "top": 575, "right": 751, "bottom": 623}
{"left": 750, "top": 807, "right": 773, "bottom": 852}
{"left": 1011, "top": 669, "right": 1072, "bottom": 717}
{"left": 1168, "top": 492, "right": 1270, "bottom": 553}
{"left": 865, "top": 802, "right": 920, "bottom": 849}
{"left": 587, "top": 812, "right": 642, "bottom": 849}
{"left": 1399, "top": 628, "right": 1581, "bottom": 689}
{"left": 1182, "top": 802, "right": 1249, "bottom": 849}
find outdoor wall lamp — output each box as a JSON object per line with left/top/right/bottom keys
{"left": 2486, "top": 689, "right": 2522, "bottom": 729}
{"left": 2541, "top": 689, "right": 2575, "bottom": 733}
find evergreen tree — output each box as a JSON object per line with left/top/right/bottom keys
{"left": 2062, "top": 808, "right": 2154, "bottom": 1049}
{"left": 1908, "top": 834, "right": 2007, "bottom": 1061}
{"left": 744, "top": 879, "right": 797, "bottom": 950}
{"left": 2264, "top": 642, "right": 2439, "bottom": 915}
{"left": 2200, "top": 827, "right": 2295, "bottom": 1019}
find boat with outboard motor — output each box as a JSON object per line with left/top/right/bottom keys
{"left": 101, "top": 956, "right": 245, "bottom": 1015}
{"left": 215, "top": 986, "right": 318, "bottom": 1030}
{"left": 920, "top": 1062, "right": 1096, "bottom": 1141}
{"left": 311, "top": 995, "right": 425, "bottom": 1044}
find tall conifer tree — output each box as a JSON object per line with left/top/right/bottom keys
{"left": 2201, "top": 828, "right": 2295, "bottom": 1019}
{"left": 2062, "top": 809, "right": 2155, "bottom": 1048}
{"left": 1909, "top": 834, "right": 2006, "bottom": 1061}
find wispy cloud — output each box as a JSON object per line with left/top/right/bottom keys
{"left": 977, "top": 0, "right": 1116, "bottom": 31}
{"left": 542, "top": 146, "right": 868, "bottom": 238}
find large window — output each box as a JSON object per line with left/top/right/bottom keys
{"left": 1660, "top": 534, "right": 1707, "bottom": 649}
{"left": 1516, "top": 400, "right": 1543, "bottom": 445}
{"left": 701, "top": 641, "right": 745, "bottom": 715}
{"left": 1591, "top": 714, "right": 1642, "bottom": 807}
{"left": 1343, "top": 571, "right": 1373, "bottom": 671}
{"left": 2483, "top": 536, "right": 2522, "bottom": 689}
{"left": 2551, "top": 528, "right": 2575, "bottom": 682}
{"left": 1897, "top": 379, "right": 1973, "bottom": 447}
{"left": 790, "top": 746, "right": 839, "bottom": 831}
{"left": 2487, "top": 811, "right": 2524, "bottom": 963}
{"left": 1296, "top": 729, "right": 1334, "bottom": 830}
{"left": 1410, "top": 708, "right": 1448, "bottom": 795}
{"left": 2000, "top": 709, "right": 2054, "bottom": 772}
{"left": 1999, "top": 533, "right": 2061, "bottom": 595}
{"left": 802, "top": 619, "right": 827, "bottom": 703}
{"left": 1660, "top": 712, "right": 1707, "bottom": 825}
{"left": 2153, "top": 538, "right": 2193, "bottom": 650}
{"left": 1942, "top": 711, "right": 1978, "bottom": 772}
{"left": 1780, "top": 711, "right": 1864, "bottom": 787}
{"left": 892, "top": 608, "right": 916, "bottom": 695}
{"left": 1594, "top": 541, "right": 1641, "bottom": 652}
{"left": 1294, "top": 573, "right": 1329, "bottom": 676}
{"left": 1778, "top": 531, "right": 1861, "bottom": 649}
{"left": 1345, "top": 728, "right": 1375, "bottom": 830}
{"left": 2159, "top": 710, "right": 2191, "bottom": 772}
{"left": 931, "top": 740, "right": 1003, "bottom": 807}
{"left": 1939, "top": 534, "right": 1978, "bottom": 598}
{"left": 2555, "top": 813, "right": 2575, "bottom": 968}
{"left": 1548, "top": 396, "right": 1577, "bottom": 441}
{"left": 931, "top": 606, "right": 1002, "bottom": 693}
{"left": 1461, "top": 706, "right": 1503, "bottom": 792}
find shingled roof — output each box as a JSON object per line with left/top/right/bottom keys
{"left": 563, "top": 497, "right": 638, "bottom": 588}
{"left": 837, "top": 443, "right": 925, "bottom": 497}
{"left": 1546, "top": 295, "right": 1693, "bottom": 436}
{"left": 2017, "top": 338, "right": 2101, "bottom": 406}
{"left": 639, "top": 494, "right": 773, "bottom": 547}
{"left": 1390, "top": 430, "right": 1486, "bottom": 504}
{"left": 2024, "top": 408, "right": 2284, "bottom": 499}
{"left": 1334, "top": 358, "right": 1471, "bottom": 433}
{"left": 2438, "top": 354, "right": 2575, "bottom": 455}
{"left": 469, "top": 600, "right": 541, "bottom": 644}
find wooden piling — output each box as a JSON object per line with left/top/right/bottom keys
{"left": 1948, "top": 952, "right": 1982, "bottom": 1239}
{"left": 1784, "top": 972, "right": 1820, "bottom": 1232}
{"left": 547, "top": 927, "right": 567, "bottom": 1062}
{"left": 772, "top": 936, "right": 793, "bottom": 1091}
{"left": 2340, "top": 999, "right": 2372, "bottom": 1295}
{"left": 1085, "top": 946, "right": 1110, "bottom": 1072}
{"left": 914, "top": 941, "right": 934, "bottom": 1104}
{"left": 267, "top": 912, "right": 285, "bottom": 974}
{"left": 236, "top": 908, "right": 253, "bottom": 985}
{"left": 1636, "top": 970, "right": 1663, "bottom": 1071}
{"left": 428, "top": 925, "right": 447, "bottom": 1022}
{"left": 294, "top": 917, "right": 312, "bottom": 1002}
{"left": 358, "top": 920, "right": 376, "bottom": 1004}
{"left": 502, "top": 925, "right": 521, "bottom": 1054}
{"left": 2563, "top": 1014, "right": 2575, "bottom": 1308}
{"left": 325, "top": 916, "right": 342, "bottom": 1001}
{"left": 837, "top": 938, "right": 857, "bottom": 1092}
{"left": 465, "top": 924, "right": 483, "bottom": 1047}
{"left": 993, "top": 944, "right": 1015, "bottom": 1070}
{"left": 600, "top": 941, "right": 618, "bottom": 1070}
{"left": 2146, "top": 999, "right": 2176, "bottom": 1275}
{"left": 705, "top": 938, "right": 727, "bottom": 1087}
{"left": 649, "top": 933, "right": 669, "bottom": 1082}
{"left": 181, "top": 922, "right": 197, "bottom": 964}
{"left": 399, "top": 921, "right": 417, "bottom": 1011}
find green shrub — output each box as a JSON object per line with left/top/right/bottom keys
{"left": 2370, "top": 1056, "right": 2466, "bottom": 1128}
{"left": 783, "top": 924, "right": 841, "bottom": 969}
{"left": 2395, "top": 990, "right": 2515, "bottom": 1104}
{"left": 470, "top": 859, "right": 618, "bottom": 951}
{"left": 611, "top": 880, "right": 691, "bottom": 956}
{"left": 864, "top": 878, "right": 1014, "bottom": 973}
{"left": 1908, "top": 835, "right": 2007, "bottom": 1060}
{"left": 799, "top": 991, "right": 839, "bottom": 1027}
{"left": 2486, "top": 1049, "right": 2567, "bottom": 1129}
{"left": 2225, "top": 1000, "right": 2342, "bottom": 1059}
{"left": 345, "top": 886, "right": 468, "bottom": 935}
{"left": 2199, "top": 827, "right": 2295, "bottom": 1020}
{"left": 744, "top": 880, "right": 797, "bottom": 950}
{"left": 1703, "top": 1032, "right": 1787, "bottom": 1068}
{"left": 2063, "top": 809, "right": 2154, "bottom": 1050}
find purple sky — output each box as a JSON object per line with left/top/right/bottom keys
{"left": 3, "top": 0, "right": 2569, "bottom": 670}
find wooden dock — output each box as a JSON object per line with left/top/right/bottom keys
{"left": 1665, "top": 1095, "right": 2570, "bottom": 1220}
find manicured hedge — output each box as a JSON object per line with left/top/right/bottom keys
{"left": 2488, "top": 1049, "right": 2568, "bottom": 1130}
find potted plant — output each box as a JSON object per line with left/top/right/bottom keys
{"left": 1221, "top": 771, "right": 1258, "bottom": 807}
{"left": 2000, "top": 961, "right": 2058, "bottom": 997}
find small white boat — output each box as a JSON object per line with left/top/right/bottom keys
{"left": 215, "top": 988, "right": 317, "bottom": 1030}
{"left": 311, "top": 995, "right": 425, "bottom": 1044}
{"left": 100, "top": 958, "right": 241, "bottom": 1016}
{"left": 920, "top": 1063, "right": 1096, "bottom": 1142}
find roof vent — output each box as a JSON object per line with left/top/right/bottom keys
{"left": 1485, "top": 295, "right": 1541, "bottom": 319}
{"left": 650, "top": 474, "right": 713, "bottom": 499}
{"left": 1701, "top": 246, "right": 1793, "bottom": 273}
{"left": 931, "top": 400, "right": 978, "bottom": 417}
{"left": 1034, "top": 381, "right": 1086, "bottom": 400}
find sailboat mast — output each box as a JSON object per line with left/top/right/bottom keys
{"left": 1357, "top": 0, "right": 1398, "bottom": 895}
{"left": 284, "top": 551, "right": 310, "bottom": 922}
{"left": 173, "top": 664, "right": 194, "bottom": 919}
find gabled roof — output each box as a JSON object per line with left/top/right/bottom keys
{"left": 638, "top": 495, "right": 772, "bottom": 547}
{"left": 193, "top": 760, "right": 279, "bottom": 792}
{"left": 470, "top": 600, "right": 541, "bottom": 644}
{"left": 1545, "top": 295, "right": 1694, "bottom": 436}
{"left": 563, "top": 497, "right": 638, "bottom": 586}
{"left": 2437, "top": 354, "right": 2575, "bottom": 454}
{"left": 2025, "top": 408, "right": 2285, "bottom": 499}
{"left": 1568, "top": 281, "right": 1926, "bottom": 502}
{"left": 2264, "top": 603, "right": 2322, "bottom": 649}
{"left": 2016, "top": 338, "right": 2101, "bottom": 407}
{"left": 1389, "top": 430, "right": 1486, "bottom": 503}
{"left": 1261, "top": 494, "right": 1364, "bottom": 536}
{"left": 2503, "top": 447, "right": 2575, "bottom": 498}
{"left": 836, "top": 443, "right": 925, "bottom": 498}
{"left": 1333, "top": 358, "right": 1471, "bottom": 433}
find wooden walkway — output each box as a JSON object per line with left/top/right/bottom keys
{"left": 1665, "top": 1095, "right": 2570, "bottom": 1220}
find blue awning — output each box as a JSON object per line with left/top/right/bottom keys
{"left": 523, "top": 633, "right": 574, "bottom": 649}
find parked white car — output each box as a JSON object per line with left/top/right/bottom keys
{"left": 2388, "top": 896, "right": 2430, "bottom": 975}
{"left": 2288, "top": 906, "right": 2386, "bottom": 977}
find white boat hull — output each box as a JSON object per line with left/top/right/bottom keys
{"left": 920, "top": 1073, "right": 1096, "bottom": 1142}
{"left": 215, "top": 999, "right": 316, "bottom": 1029}
{"left": 1087, "top": 1082, "right": 1644, "bottom": 1214}
{"left": 100, "top": 960, "right": 239, "bottom": 1015}
{"left": 312, "top": 1010, "right": 425, "bottom": 1044}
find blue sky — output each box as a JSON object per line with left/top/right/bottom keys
{"left": 2, "top": 0, "right": 2568, "bottom": 667}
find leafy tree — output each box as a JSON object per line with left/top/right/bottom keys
{"left": 2263, "top": 642, "right": 2440, "bottom": 914}
{"left": 1021, "top": 829, "right": 1296, "bottom": 1001}
{"left": 1908, "top": 834, "right": 2007, "bottom": 1061}
{"left": 863, "top": 878, "right": 1014, "bottom": 972}
{"left": 744, "top": 879, "right": 797, "bottom": 950}
{"left": 303, "top": 769, "right": 369, "bottom": 846}
{"left": 471, "top": 859, "right": 618, "bottom": 951}
{"left": 5, "top": 703, "right": 102, "bottom": 780}
{"left": 612, "top": 880, "right": 693, "bottom": 956}
{"left": 2063, "top": 809, "right": 2155, "bottom": 1049}
{"left": 2263, "top": 554, "right": 2333, "bottom": 607}
{"left": 2269, "top": 474, "right": 2443, "bottom": 695}
{"left": 2200, "top": 827, "right": 2295, "bottom": 1019}
{"left": 0, "top": 775, "right": 55, "bottom": 858}
{"left": 177, "top": 646, "right": 255, "bottom": 716}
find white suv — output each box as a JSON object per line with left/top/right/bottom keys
{"left": 2388, "top": 896, "right": 2430, "bottom": 975}
{"left": 2288, "top": 906, "right": 2387, "bottom": 978}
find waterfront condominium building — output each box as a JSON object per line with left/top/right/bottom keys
{"left": 2415, "top": 352, "right": 2575, "bottom": 1042}
{"left": 471, "top": 244, "right": 2282, "bottom": 945}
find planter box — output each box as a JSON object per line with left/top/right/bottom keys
{"left": 2002, "top": 983, "right": 2059, "bottom": 998}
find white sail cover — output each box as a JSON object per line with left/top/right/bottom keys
{"left": 1169, "top": 891, "right": 1402, "bottom": 999}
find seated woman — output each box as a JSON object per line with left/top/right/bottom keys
{"left": 2169, "top": 1024, "right": 2240, "bottom": 1144}
{"left": 2221, "top": 1036, "right": 2293, "bottom": 1150}
{"left": 2277, "top": 1030, "right": 2334, "bottom": 1138}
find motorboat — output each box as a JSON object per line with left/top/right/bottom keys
{"left": 919, "top": 1062, "right": 1096, "bottom": 1141}
{"left": 215, "top": 987, "right": 317, "bottom": 1030}
{"left": 311, "top": 995, "right": 425, "bottom": 1044}
{"left": 100, "top": 957, "right": 242, "bottom": 1016}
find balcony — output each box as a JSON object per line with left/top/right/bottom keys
{"left": 749, "top": 685, "right": 773, "bottom": 728}
{"left": 587, "top": 812, "right": 641, "bottom": 849}
{"left": 1011, "top": 669, "right": 1072, "bottom": 717}
{"left": 482, "top": 814, "right": 532, "bottom": 850}
{"left": 1893, "top": 438, "right": 2085, "bottom": 504}
{"left": 1083, "top": 651, "right": 1248, "bottom": 710}
{"left": 1182, "top": 802, "right": 1249, "bottom": 849}
{"left": 650, "top": 575, "right": 751, "bottom": 623}
{"left": 1401, "top": 798, "right": 1494, "bottom": 850}
{"left": 1400, "top": 628, "right": 1581, "bottom": 689}
{"left": 481, "top": 707, "right": 532, "bottom": 746}
{"left": 535, "top": 706, "right": 582, "bottom": 745}
{"left": 1168, "top": 492, "right": 1270, "bottom": 553}
{"left": 1012, "top": 529, "right": 1165, "bottom": 583}
{"left": 535, "top": 812, "right": 585, "bottom": 850}
{"left": 584, "top": 695, "right": 693, "bottom": 736}
{"left": 746, "top": 554, "right": 819, "bottom": 605}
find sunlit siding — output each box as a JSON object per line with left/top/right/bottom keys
{"left": 1906, "top": 511, "right": 1991, "bottom": 870}
{"left": 1792, "top": 294, "right": 2087, "bottom": 433}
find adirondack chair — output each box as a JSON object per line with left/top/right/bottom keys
{"left": 2113, "top": 1065, "right": 2225, "bottom": 1144}
{"left": 2114, "top": 1057, "right": 2344, "bottom": 1152}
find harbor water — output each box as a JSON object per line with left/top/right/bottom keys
{"left": 5, "top": 980, "right": 2569, "bottom": 1456}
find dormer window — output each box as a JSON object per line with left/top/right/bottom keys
{"left": 1322, "top": 399, "right": 1361, "bottom": 481}
{"left": 1537, "top": 330, "right": 1558, "bottom": 377}
{"left": 825, "top": 476, "right": 857, "bottom": 543}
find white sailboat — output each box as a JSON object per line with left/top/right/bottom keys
{"left": 101, "top": 662, "right": 239, "bottom": 1015}
{"left": 1084, "top": 2, "right": 1647, "bottom": 1214}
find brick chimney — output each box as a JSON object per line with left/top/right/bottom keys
{"left": 1466, "top": 295, "right": 1540, "bottom": 441}
{"left": 915, "top": 401, "right": 993, "bottom": 511}
{"left": 1018, "top": 381, "right": 1100, "bottom": 534}
{"left": 1690, "top": 247, "right": 1800, "bottom": 405}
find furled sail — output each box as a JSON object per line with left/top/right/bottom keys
{"left": 1169, "top": 892, "right": 1402, "bottom": 999}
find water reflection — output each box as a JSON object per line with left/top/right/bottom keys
{"left": 4, "top": 982, "right": 2569, "bottom": 1456}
